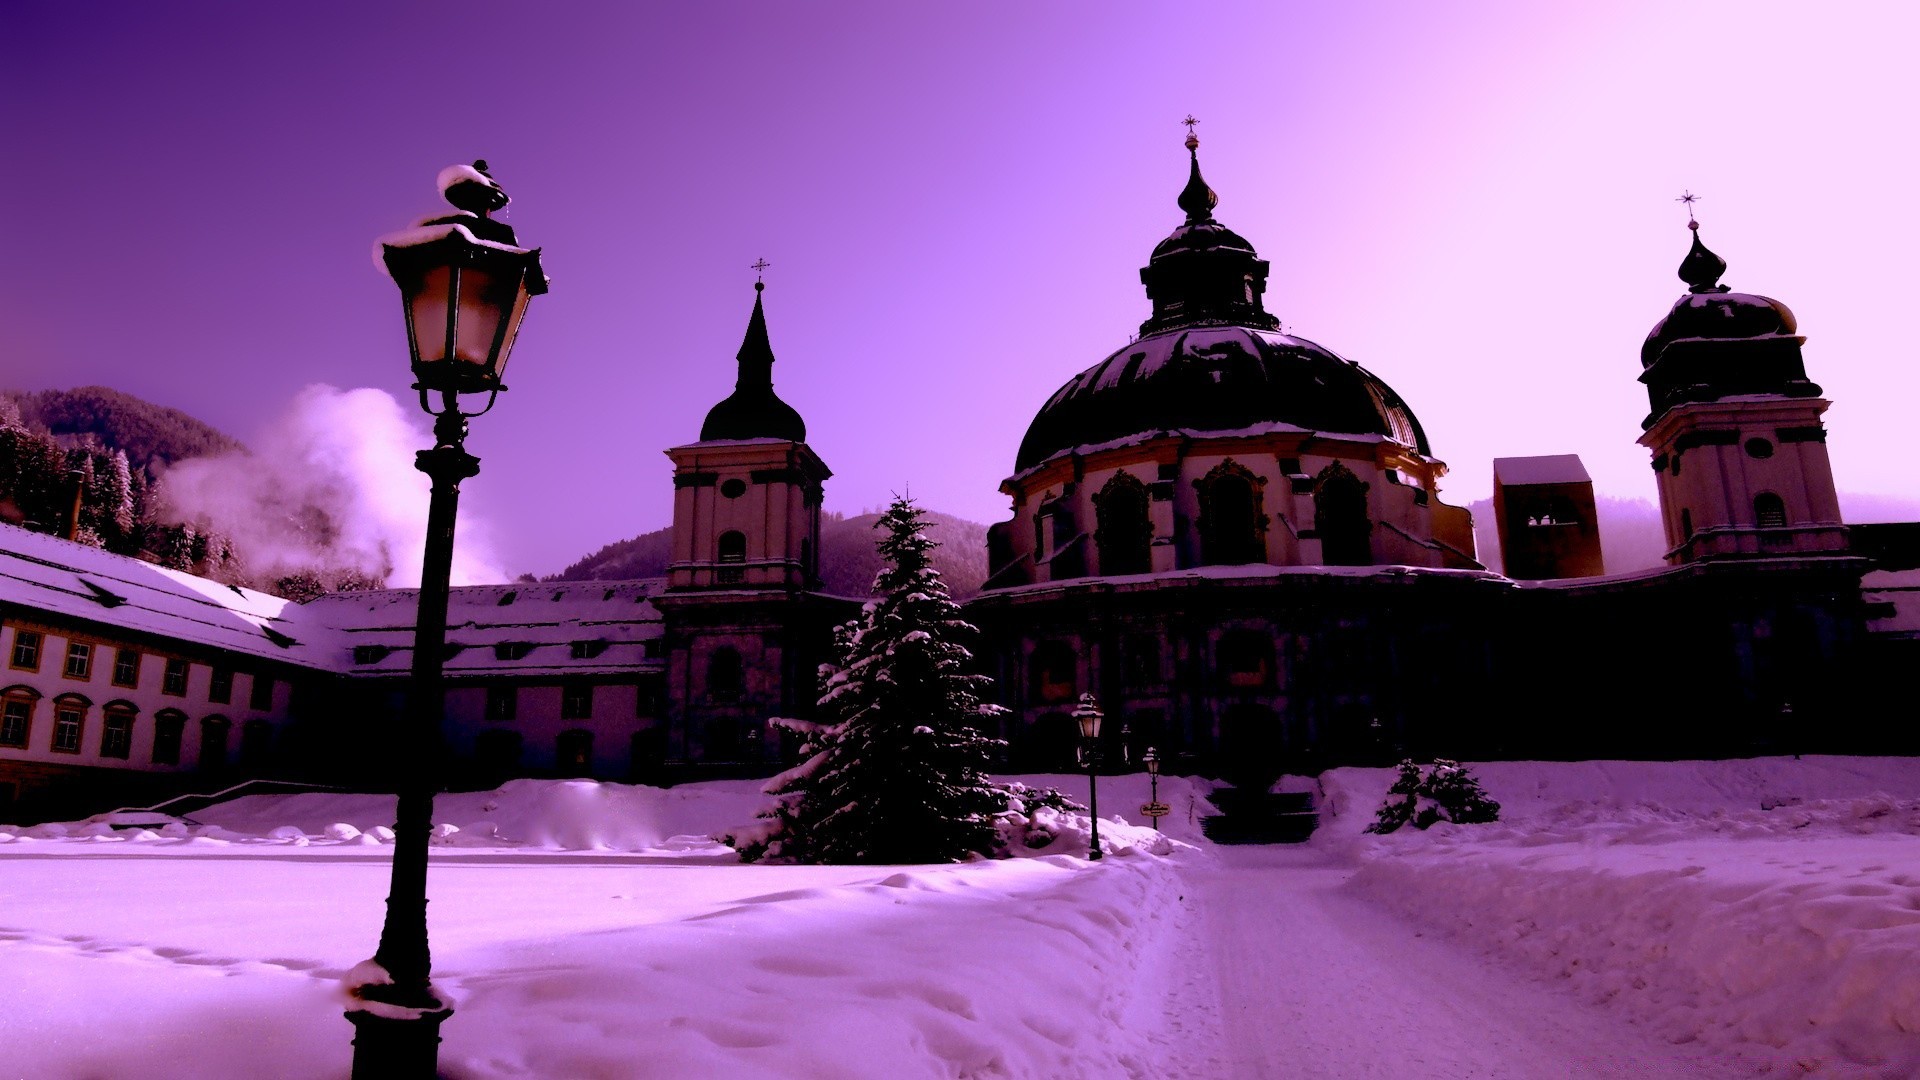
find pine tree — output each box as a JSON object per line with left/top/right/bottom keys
{"left": 734, "top": 495, "right": 1012, "bottom": 864}
{"left": 1367, "top": 758, "right": 1501, "bottom": 833}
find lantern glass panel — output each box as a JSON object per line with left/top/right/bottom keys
{"left": 452, "top": 265, "right": 507, "bottom": 370}
{"left": 1077, "top": 710, "right": 1101, "bottom": 740}
{"left": 407, "top": 265, "right": 453, "bottom": 365}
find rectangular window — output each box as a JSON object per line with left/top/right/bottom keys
{"left": 635, "top": 679, "right": 664, "bottom": 718}
{"left": 112, "top": 648, "right": 140, "bottom": 688}
{"left": 0, "top": 699, "right": 30, "bottom": 747}
{"left": 162, "top": 658, "right": 190, "bottom": 696}
{"left": 249, "top": 674, "right": 275, "bottom": 711}
{"left": 51, "top": 706, "right": 83, "bottom": 753}
{"left": 208, "top": 667, "right": 232, "bottom": 704}
{"left": 561, "top": 682, "right": 593, "bottom": 720}
{"left": 485, "top": 686, "right": 517, "bottom": 723}
{"left": 152, "top": 717, "right": 184, "bottom": 765}
{"left": 100, "top": 714, "right": 133, "bottom": 759}
{"left": 11, "top": 630, "right": 42, "bottom": 671}
{"left": 64, "top": 641, "right": 93, "bottom": 680}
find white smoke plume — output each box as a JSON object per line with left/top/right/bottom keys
{"left": 160, "top": 385, "right": 509, "bottom": 588}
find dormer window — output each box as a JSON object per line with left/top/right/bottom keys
{"left": 570, "top": 640, "right": 608, "bottom": 660}
{"left": 494, "top": 642, "right": 534, "bottom": 661}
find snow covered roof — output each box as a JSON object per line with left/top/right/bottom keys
{"left": 305, "top": 579, "right": 667, "bottom": 679}
{"left": 980, "top": 561, "right": 1507, "bottom": 599}
{"left": 0, "top": 524, "right": 339, "bottom": 669}
{"left": 1492, "top": 455, "right": 1591, "bottom": 487}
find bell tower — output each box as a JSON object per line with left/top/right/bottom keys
{"left": 1637, "top": 210, "right": 1846, "bottom": 564}
{"left": 666, "top": 279, "right": 828, "bottom": 591}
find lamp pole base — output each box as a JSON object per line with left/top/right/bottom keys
{"left": 347, "top": 1008, "right": 454, "bottom": 1079}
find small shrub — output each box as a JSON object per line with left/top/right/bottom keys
{"left": 1367, "top": 759, "right": 1500, "bottom": 834}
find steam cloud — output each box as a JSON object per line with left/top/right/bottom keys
{"left": 161, "top": 385, "right": 509, "bottom": 587}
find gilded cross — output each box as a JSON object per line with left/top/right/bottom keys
{"left": 1181, "top": 114, "right": 1200, "bottom": 136}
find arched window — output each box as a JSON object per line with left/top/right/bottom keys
{"left": 152, "top": 708, "right": 186, "bottom": 765}
{"left": 1313, "top": 462, "right": 1371, "bottom": 566}
{"left": 100, "top": 700, "right": 138, "bottom": 760}
{"left": 717, "top": 531, "right": 747, "bottom": 584}
{"left": 1094, "top": 471, "right": 1153, "bottom": 575}
{"left": 707, "top": 647, "right": 743, "bottom": 703}
{"left": 1218, "top": 631, "right": 1276, "bottom": 690}
{"left": 1028, "top": 640, "right": 1077, "bottom": 703}
{"left": 1755, "top": 492, "right": 1788, "bottom": 528}
{"left": 199, "top": 715, "right": 231, "bottom": 771}
{"left": 0, "top": 685, "right": 39, "bottom": 749}
{"left": 240, "top": 719, "right": 272, "bottom": 768}
{"left": 1197, "top": 461, "right": 1267, "bottom": 565}
{"left": 50, "top": 693, "right": 90, "bottom": 754}
{"left": 556, "top": 729, "right": 593, "bottom": 777}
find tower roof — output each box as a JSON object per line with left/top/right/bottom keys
{"left": 700, "top": 282, "right": 808, "bottom": 443}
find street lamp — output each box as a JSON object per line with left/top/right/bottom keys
{"left": 1142, "top": 747, "right": 1161, "bottom": 833}
{"left": 345, "top": 160, "right": 547, "bottom": 1078}
{"left": 1073, "top": 692, "right": 1104, "bottom": 861}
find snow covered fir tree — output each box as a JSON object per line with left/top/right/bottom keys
{"left": 731, "top": 496, "right": 1020, "bottom": 864}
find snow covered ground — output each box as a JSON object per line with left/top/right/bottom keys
{"left": 3, "top": 759, "right": 1920, "bottom": 1077}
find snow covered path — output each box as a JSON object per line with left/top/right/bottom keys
{"left": 1171, "top": 846, "right": 1748, "bottom": 1080}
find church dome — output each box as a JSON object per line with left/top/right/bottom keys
{"left": 1014, "top": 325, "right": 1429, "bottom": 472}
{"left": 1013, "top": 133, "right": 1427, "bottom": 473}
{"left": 1641, "top": 224, "right": 1798, "bottom": 369}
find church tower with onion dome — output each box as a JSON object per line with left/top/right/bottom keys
{"left": 1637, "top": 211, "right": 1848, "bottom": 564}
{"left": 665, "top": 278, "right": 829, "bottom": 592}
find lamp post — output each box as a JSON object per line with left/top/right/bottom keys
{"left": 345, "top": 160, "right": 547, "bottom": 1078}
{"left": 1142, "top": 747, "right": 1161, "bottom": 833}
{"left": 1073, "top": 692, "right": 1104, "bottom": 861}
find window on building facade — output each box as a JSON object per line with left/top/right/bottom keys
{"left": 249, "top": 674, "right": 274, "bottom": 711}
{"left": 1122, "top": 635, "right": 1163, "bottom": 689}
{"left": 207, "top": 666, "right": 232, "bottom": 703}
{"left": 152, "top": 709, "right": 186, "bottom": 765}
{"left": 240, "top": 720, "right": 271, "bottom": 767}
{"left": 100, "top": 704, "right": 136, "bottom": 759}
{"left": 569, "top": 640, "right": 607, "bottom": 660}
{"left": 1028, "top": 640, "right": 1077, "bottom": 703}
{"left": 0, "top": 687, "right": 37, "bottom": 748}
{"left": 1198, "top": 461, "right": 1267, "bottom": 565}
{"left": 1755, "top": 493, "right": 1788, "bottom": 528}
{"left": 557, "top": 729, "right": 593, "bottom": 777}
{"left": 643, "top": 639, "right": 663, "bottom": 659}
{"left": 162, "top": 658, "right": 190, "bottom": 696}
{"left": 200, "top": 716, "right": 231, "bottom": 771}
{"left": 635, "top": 677, "right": 665, "bottom": 718}
{"left": 111, "top": 648, "right": 140, "bottom": 687}
{"left": 1313, "top": 462, "right": 1371, "bottom": 566}
{"left": 717, "top": 531, "right": 747, "bottom": 584}
{"left": 1094, "top": 472, "right": 1153, "bottom": 576}
{"left": 485, "top": 686, "right": 517, "bottom": 723}
{"left": 561, "top": 681, "right": 594, "bottom": 720}
{"left": 10, "top": 630, "right": 41, "bottom": 671}
{"left": 1219, "top": 630, "right": 1277, "bottom": 689}
{"left": 707, "top": 647, "right": 743, "bottom": 703}
{"left": 51, "top": 694, "right": 88, "bottom": 753}
{"left": 64, "top": 641, "right": 93, "bottom": 680}
{"left": 494, "top": 642, "right": 533, "bottom": 661}
{"left": 351, "top": 645, "right": 390, "bottom": 665}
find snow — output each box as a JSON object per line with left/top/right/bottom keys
{"left": 1493, "top": 453, "right": 1593, "bottom": 487}
{"left": 7, "top": 758, "right": 1920, "bottom": 1077}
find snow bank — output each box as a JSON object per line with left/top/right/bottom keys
{"left": 1334, "top": 756, "right": 1920, "bottom": 1076}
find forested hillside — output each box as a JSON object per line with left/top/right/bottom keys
{"left": 3, "top": 386, "right": 243, "bottom": 479}
{"left": 551, "top": 508, "right": 992, "bottom": 599}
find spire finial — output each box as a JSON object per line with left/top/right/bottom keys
{"left": 750, "top": 257, "right": 770, "bottom": 292}
{"left": 1176, "top": 116, "right": 1217, "bottom": 221}
{"left": 1674, "top": 191, "right": 1728, "bottom": 293}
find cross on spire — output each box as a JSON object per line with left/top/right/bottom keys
{"left": 1676, "top": 190, "right": 1701, "bottom": 225}
{"left": 750, "top": 258, "right": 771, "bottom": 282}
{"left": 1181, "top": 114, "right": 1200, "bottom": 136}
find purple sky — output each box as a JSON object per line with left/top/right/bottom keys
{"left": 5, "top": 3, "right": 1917, "bottom": 577}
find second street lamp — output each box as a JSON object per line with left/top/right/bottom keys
{"left": 1074, "top": 693, "right": 1104, "bottom": 861}
{"left": 344, "top": 160, "right": 547, "bottom": 1079}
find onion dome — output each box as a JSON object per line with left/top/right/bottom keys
{"left": 1138, "top": 134, "right": 1279, "bottom": 337}
{"left": 700, "top": 282, "right": 807, "bottom": 442}
{"left": 1015, "top": 326, "right": 1428, "bottom": 472}
{"left": 1639, "top": 221, "right": 1815, "bottom": 426}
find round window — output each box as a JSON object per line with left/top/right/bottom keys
{"left": 720, "top": 478, "right": 747, "bottom": 499}
{"left": 1745, "top": 438, "right": 1775, "bottom": 459}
